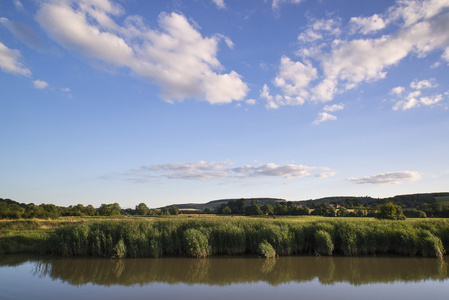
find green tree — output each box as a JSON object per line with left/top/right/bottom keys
{"left": 311, "top": 203, "right": 335, "bottom": 216}
{"left": 169, "top": 205, "right": 180, "bottom": 215}
{"left": 98, "top": 203, "right": 121, "bottom": 216}
{"left": 246, "top": 200, "right": 263, "bottom": 215}
{"left": 160, "top": 207, "right": 170, "bottom": 215}
{"left": 337, "top": 206, "right": 348, "bottom": 217}
{"left": 261, "top": 204, "right": 274, "bottom": 215}
{"left": 222, "top": 206, "right": 232, "bottom": 214}
{"left": 85, "top": 205, "right": 96, "bottom": 216}
{"left": 135, "top": 203, "right": 150, "bottom": 215}
{"left": 376, "top": 202, "right": 406, "bottom": 220}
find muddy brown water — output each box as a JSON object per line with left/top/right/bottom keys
{"left": 1, "top": 255, "right": 448, "bottom": 299}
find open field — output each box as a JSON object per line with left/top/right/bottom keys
{"left": 1, "top": 216, "right": 449, "bottom": 259}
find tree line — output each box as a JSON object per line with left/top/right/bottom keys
{"left": 0, "top": 198, "right": 180, "bottom": 219}
{"left": 2, "top": 193, "right": 449, "bottom": 220}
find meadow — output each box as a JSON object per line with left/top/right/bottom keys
{"left": 1, "top": 215, "right": 449, "bottom": 259}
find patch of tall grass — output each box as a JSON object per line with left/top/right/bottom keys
{"left": 46, "top": 218, "right": 449, "bottom": 258}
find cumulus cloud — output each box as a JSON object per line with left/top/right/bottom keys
{"left": 273, "top": 56, "right": 316, "bottom": 97}
{"left": 116, "top": 161, "right": 335, "bottom": 182}
{"left": 0, "top": 41, "right": 31, "bottom": 76}
{"left": 263, "top": 0, "right": 449, "bottom": 107}
{"left": 33, "top": 79, "right": 49, "bottom": 89}
{"left": 212, "top": 0, "right": 226, "bottom": 9}
{"left": 392, "top": 78, "right": 445, "bottom": 110}
{"left": 35, "top": 0, "right": 248, "bottom": 104}
{"left": 348, "top": 171, "right": 421, "bottom": 185}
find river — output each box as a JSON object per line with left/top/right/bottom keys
{"left": 1, "top": 255, "right": 448, "bottom": 300}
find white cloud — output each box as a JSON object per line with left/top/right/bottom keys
{"left": 348, "top": 171, "right": 421, "bottom": 185}
{"left": 443, "top": 47, "right": 449, "bottom": 62}
{"left": 118, "top": 161, "right": 335, "bottom": 182}
{"left": 272, "top": 0, "right": 304, "bottom": 9}
{"left": 312, "top": 112, "right": 337, "bottom": 124}
{"left": 33, "top": 79, "right": 49, "bottom": 89}
{"left": 232, "top": 163, "right": 316, "bottom": 179}
{"left": 212, "top": 0, "right": 226, "bottom": 9}
{"left": 323, "top": 103, "right": 344, "bottom": 112}
{"left": 245, "top": 99, "right": 257, "bottom": 105}
{"left": 350, "top": 14, "right": 386, "bottom": 34}
{"left": 36, "top": 0, "right": 248, "bottom": 104}
{"left": 419, "top": 94, "right": 443, "bottom": 105}
{"left": 298, "top": 18, "right": 341, "bottom": 42}
{"left": 431, "top": 61, "right": 441, "bottom": 68}
{"left": 264, "top": 56, "right": 316, "bottom": 109}
{"left": 273, "top": 56, "right": 317, "bottom": 97}
{"left": 134, "top": 161, "right": 231, "bottom": 181}
{"left": 390, "top": 86, "right": 405, "bottom": 95}
{"left": 264, "top": 0, "right": 449, "bottom": 106}
{"left": 0, "top": 41, "right": 31, "bottom": 76}
{"left": 410, "top": 79, "right": 437, "bottom": 89}
{"left": 392, "top": 78, "right": 444, "bottom": 110}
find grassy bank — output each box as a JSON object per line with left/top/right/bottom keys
{"left": 1, "top": 217, "right": 449, "bottom": 258}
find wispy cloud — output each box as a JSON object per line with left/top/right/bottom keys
{"left": 272, "top": 0, "right": 304, "bottom": 10}
{"left": 35, "top": 0, "right": 248, "bottom": 104}
{"left": 110, "top": 161, "right": 335, "bottom": 183}
{"left": 0, "top": 17, "right": 45, "bottom": 50}
{"left": 13, "top": 0, "right": 24, "bottom": 11}
{"left": 348, "top": 171, "right": 421, "bottom": 185}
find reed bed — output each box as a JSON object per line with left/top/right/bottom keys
{"left": 46, "top": 218, "right": 449, "bottom": 259}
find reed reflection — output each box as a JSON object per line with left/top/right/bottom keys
{"left": 1, "top": 255, "right": 448, "bottom": 287}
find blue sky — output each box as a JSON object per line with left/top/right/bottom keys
{"left": 1, "top": 0, "right": 448, "bottom": 208}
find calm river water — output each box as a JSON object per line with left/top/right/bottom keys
{"left": 1, "top": 255, "right": 449, "bottom": 300}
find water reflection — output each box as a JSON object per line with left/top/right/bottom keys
{"left": 1, "top": 255, "right": 448, "bottom": 287}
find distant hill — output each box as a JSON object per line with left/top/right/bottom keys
{"left": 291, "top": 196, "right": 375, "bottom": 206}
{"left": 166, "top": 198, "right": 286, "bottom": 211}
{"left": 165, "top": 193, "right": 449, "bottom": 211}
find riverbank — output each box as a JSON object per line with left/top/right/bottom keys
{"left": 1, "top": 217, "right": 448, "bottom": 258}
